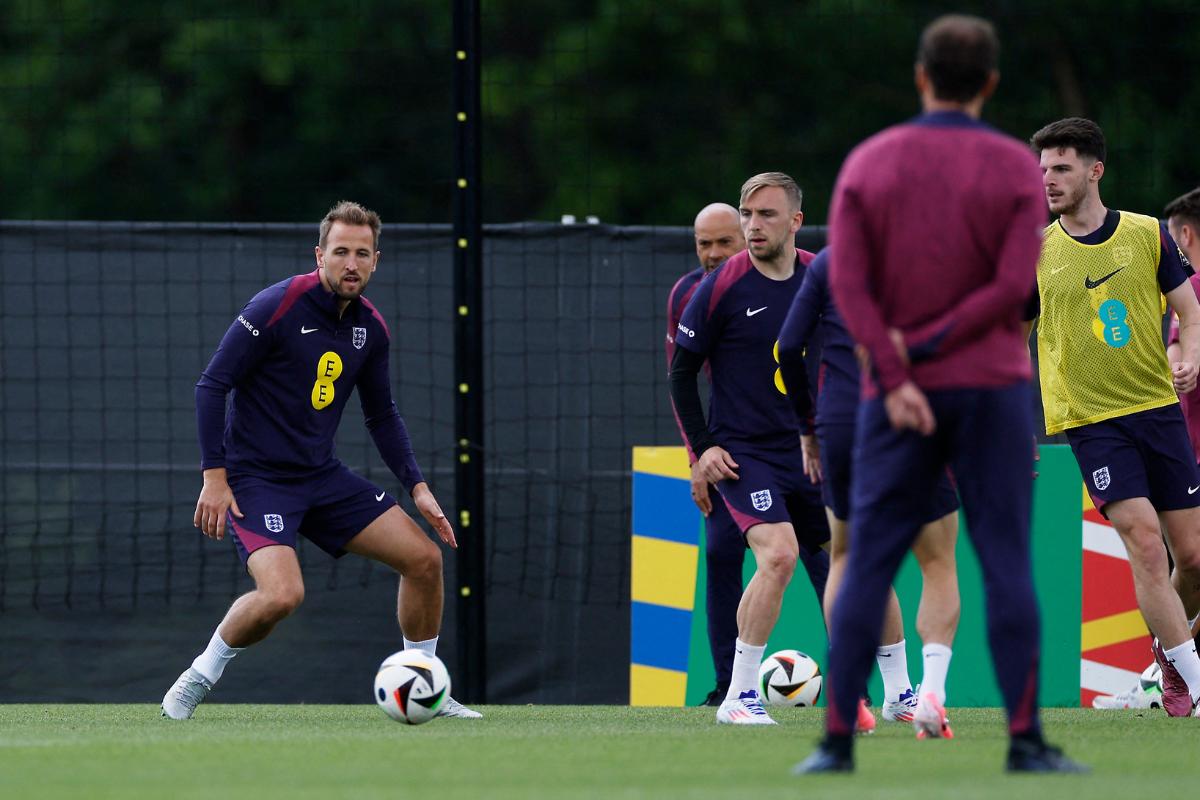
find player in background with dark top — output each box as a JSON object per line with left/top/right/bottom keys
{"left": 1163, "top": 189, "right": 1200, "bottom": 680}
{"left": 1028, "top": 120, "right": 1200, "bottom": 720}
{"left": 1092, "top": 187, "right": 1200, "bottom": 710}
{"left": 1165, "top": 189, "right": 1200, "bottom": 467}
{"left": 161, "top": 201, "right": 479, "bottom": 720}
{"left": 778, "top": 247, "right": 961, "bottom": 733}
{"left": 796, "top": 15, "right": 1084, "bottom": 773}
{"left": 666, "top": 202, "right": 748, "bottom": 707}
{"left": 670, "top": 173, "right": 831, "bottom": 726}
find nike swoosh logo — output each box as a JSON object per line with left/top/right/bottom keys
{"left": 878, "top": 652, "right": 892, "bottom": 657}
{"left": 1049, "top": 266, "right": 1065, "bottom": 275}
{"left": 1084, "top": 267, "right": 1123, "bottom": 289}
{"left": 301, "top": 326, "right": 319, "bottom": 334}
{"left": 1189, "top": 486, "right": 1199, "bottom": 495}
{"left": 375, "top": 492, "right": 386, "bottom": 501}
{"left": 746, "top": 306, "right": 768, "bottom": 317}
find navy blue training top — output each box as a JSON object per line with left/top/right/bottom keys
{"left": 777, "top": 247, "right": 859, "bottom": 429}
{"left": 676, "top": 248, "right": 815, "bottom": 453}
{"left": 196, "top": 269, "right": 424, "bottom": 490}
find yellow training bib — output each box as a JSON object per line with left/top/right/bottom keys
{"left": 1035, "top": 211, "right": 1176, "bottom": 434}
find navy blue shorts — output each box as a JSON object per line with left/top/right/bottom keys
{"left": 819, "top": 420, "right": 959, "bottom": 523}
{"left": 225, "top": 462, "right": 398, "bottom": 564}
{"left": 1065, "top": 404, "right": 1200, "bottom": 516}
{"left": 716, "top": 447, "right": 830, "bottom": 551}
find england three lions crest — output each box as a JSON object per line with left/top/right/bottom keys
{"left": 352, "top": 327, "right": 367, "bottom": 350}
{"left": 1092, "top": 466, "right": 1110, "bottom": 491}
{"left": 750, "top": 489, "right": 773, "bottom": 512}
{"left": 263, "top": 514, "right": 285, "bottom": 533}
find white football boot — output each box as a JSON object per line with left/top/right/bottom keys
{"left": 1092, "top": 663, "right": 1163, "bottom": 710}
{"left": 716, "top": 690, "right": 776, "bottom": 725}
{"left": 881, "top": 686, "right": 919, "bottom": 722}
{"left": 161, "top": 667, "right": 213, "bottom": 720}
{"left": 436, "top": 696, "right": 483, "bottom": 718}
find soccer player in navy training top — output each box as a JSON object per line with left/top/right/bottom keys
{"left": 778, "top": 247, "right": 961, "bottom": 734}
{"left": 670, "top": 173, "right": 831, "bottom": 726}
{"left": 668, "top": 203, "right": 830, "bottom": 707}
{"left": 161, "top": 201, "right": 480, "bottom": 720}
{"left": 795, "top": 16, "right": 1084, "bottom": 773}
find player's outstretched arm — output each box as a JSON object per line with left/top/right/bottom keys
{"left": 194, "top": 467, "right": 243, "bottom": 541}
{"left": 411, "top": 482, "right": 456, "bottom": 549}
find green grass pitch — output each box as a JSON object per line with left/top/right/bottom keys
{"left": 0, "top": 704, "right": 1186, "bottom": 799}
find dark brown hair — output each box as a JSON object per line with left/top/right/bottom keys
{"left": 1164, "top": 188, "right": 1200, "bottom": 230}
{"left": 917, "top": 15, "right": 999, "bottom": 103}
{"left": 1029, "top": 118, "right": 1107, "bottom": 163}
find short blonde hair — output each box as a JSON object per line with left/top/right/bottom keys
{"left": 319, "top": 200, "right": 382, "bottom": 248}
{"left": 739, "top": 172, "right": 802, "bottom": 212}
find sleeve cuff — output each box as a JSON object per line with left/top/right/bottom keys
{"left": 875, "top": 357, "right": 911, "bottom": 393}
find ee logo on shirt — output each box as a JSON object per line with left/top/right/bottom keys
{"left": 772, "top": 341, "right": 787, "bottom": 395}
{"left": 1096, "top": 299, "right": 1130, "bottom": 348}
{"left": 311, "top": 351, "right": 344, "bottom": 410}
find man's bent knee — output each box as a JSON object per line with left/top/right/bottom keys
{"left": 260, "top": 583, "right": 305, "bottom": 620}
{"left": 406, "top": 541, "right": 443, "bottom": 580}
{"left": 757, "top": 545, "right": 797, "bottom": 580}
{"left": 1120, "top": 524, "right": 1169, "bottom": 568}
{"left": 1173, "top": 546, "right": 1200, "bottom": 576}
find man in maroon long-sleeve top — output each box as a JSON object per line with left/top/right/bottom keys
{"left": 795, "top": 14, "right": 1085, "bottom": 774}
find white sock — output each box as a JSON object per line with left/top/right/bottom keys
{"left": 921, "top": 643, "right": 953, "bottom": 705}
{"left": 404, "top": 635, "right": 438, "bottom": 655}
{"left": 726, "top": 639, "right": 765, "bottom": 700}
{"left": 1165, "top": 640, "right": 1200, "bottom": 702}
{"left": 191, "top": 630, "right": 243, "bottom": 685}
{"left": 876, "top": 639, "right": 912, "bottom": 702}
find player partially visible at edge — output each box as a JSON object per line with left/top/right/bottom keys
{"left": 796, "top": 15, "right": 1084, "bottom": 773}
{"left": 777, "top": 246, "right": 962, "bottom": 733}
{"left": 666, "top": 203, "right": 749, "bottom": 707}
{"left": 161, "top": 201, "right": 480, "bottom": 720}
{"left": 1092, "top": 186, "right": 1200, "bottom": 711}
{"left": 1027, "top": 118, "right": 1200, "bottom": 719}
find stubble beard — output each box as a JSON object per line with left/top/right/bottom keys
{"left": 754, "top": 239, "right": 786, "bottom": 263}
{"left": 1054, "top": 184, "right": 1088, "bottom": 219}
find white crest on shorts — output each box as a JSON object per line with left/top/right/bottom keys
{"left": 263, "top": 514, "right": 284, "bottom": 533}
{"left": 1092, "top": 466, "right": 1111, "bottom": 491}
{"left": 352, "top": 327, "right": 367, "bottom": 350}
{"left": 750, "top": 489, "right": 773, "bottom": 512}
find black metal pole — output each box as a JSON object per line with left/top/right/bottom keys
{"left": 452, "top": 0, "right": 486, "bottom": 702}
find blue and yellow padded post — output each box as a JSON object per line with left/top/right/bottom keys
{"left": 630, "top": 447, "right": 702, "bottom": 705}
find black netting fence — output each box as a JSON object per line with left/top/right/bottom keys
{"left": 1, "top": 221, "right": 831, "bottom": 702}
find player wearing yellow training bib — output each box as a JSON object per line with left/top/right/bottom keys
{"left": 1036, "top": 210, "right": 1177, "bottom": 433}
{"left": 1028, "top": 118, "right": 1200, "bottom": 718}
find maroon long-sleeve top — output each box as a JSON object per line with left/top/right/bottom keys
{"left": 828, "top": 110, "right": 1045, "bottom": 397}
